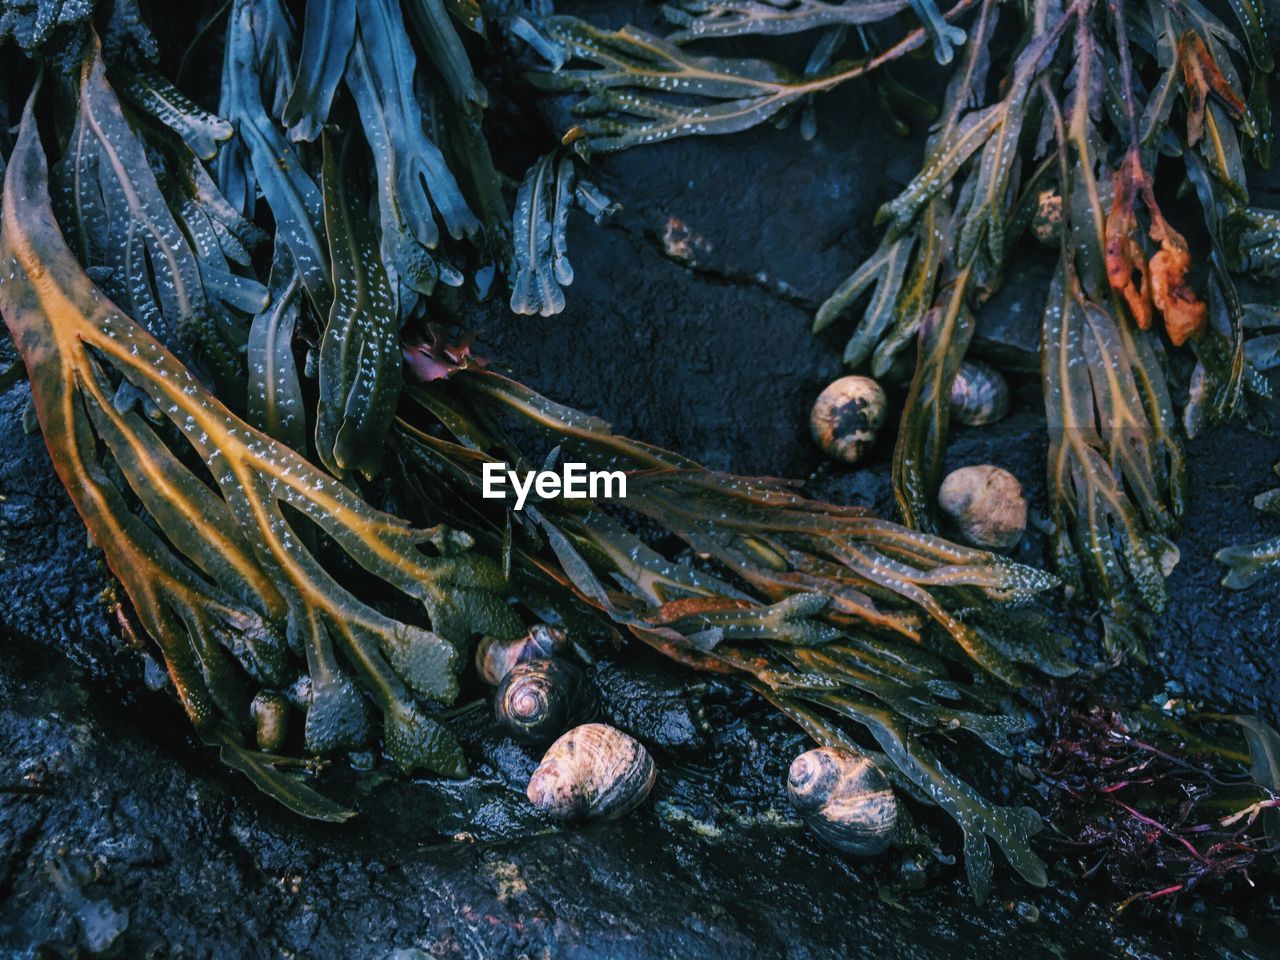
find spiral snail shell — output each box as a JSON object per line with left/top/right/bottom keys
{"left": 527, "top": 723, "right": 656, "bottom": 822}
{"left": 475, "top": 624, "right": 569, "bottom": 686}
{"left": 949, "top": 360, "right": 1010, "bottom": 427}
{"left": 250, "top": 691, "right": 290, "bottom": 753}
{"left": 787, "top": 747, "right": 897, "bottom": 857}
{"left": 495, "top": 658, "right": 598, "bottom": 745}
{"left": 809, "top": 376, "right": 888, "bottom": 464}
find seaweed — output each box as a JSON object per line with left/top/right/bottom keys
{"left": 661, "top": 0, "right": 966, "bottom": 64}
{"left": 2, "top": 0, "right": 1273, "bottom": 908}
{"left": 865, "top": 0, "right": 1200, "bottom": 652}
{"left": 1216, "top": 457, "right": 1280, "bottom": 589}
{"left": 509, "top": 143, "right": 618, "bottom": 316}
{"left": 0, "top": 92, "right": 520, "bottom": 814}
{"left": 1041, "top": 690, "right": 1279, "bottom": 913}
{"left": 164, "top": 151, "right": 271, "bottom": 321}
{"left": 227, "top": 0, "right": 507, "bottom": 303}
{"left": 314, "top": 130, "right": 403, "bottom": 478}
{"left": 346, "top": 0, "right": 479, "bottom": 294}
{"left": 219, "top": 0, "right": 332, "bottom": 310}
{"left": 282, "top": 0, "right": 356, "bottom": 142}
{"left": 406, "top": 0, "right": 489, "bottom": 110}
{"left": 55, "top": 39, "right": 253, "bottom": 387}
{"left": 527, "top": 7, "right": 972, "bottom": 152}
{"left": 509, "top": 150, "right": 575, "bottom": 317}
{"left": 246, "top": 241, "right": 308, "bottom": 450}
{"left": 122, "top": 68, "right": 234, "bottom": 161}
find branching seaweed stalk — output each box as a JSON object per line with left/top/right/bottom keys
{"left": 1, "top": 90, "right": 520, "bottom": 816}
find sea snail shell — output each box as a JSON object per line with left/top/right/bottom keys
{"left": 949, "top": 360, "right": 1010, "bottom": 427}
{"left": 809, "top": 376, "right": 888, "bottom": 464}
{"left": 475, "top": 624, "right": 569, "bottom": 686}
{"left": 250, "top": 691, "right": 290, "bottom": 753}
{"left": 527, "top": 723, "right": 656, "bottom": 822}
{"left": 937, "top": 464, "right": 1027, "bottom": 551}
{"left": 787, "top": 747, "right": 897, "bottom": 857}
{"left": 495, "top": 658, "right": 599, "bottom": 745}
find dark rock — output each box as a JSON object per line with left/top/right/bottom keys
{"left": 970, "top": 251, "right": 1056, "bottom": 375}
{"left": 592, "top": 657, "right": 709, "bottom": 755}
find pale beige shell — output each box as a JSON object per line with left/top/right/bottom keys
{"left": 250, "top": 691, "right": 289, "bottom": 753}
{"left": 527, "top": 723, "right": 656, "bottom": 822}
{"left": 937, "top": 465, "right": 1027, "bottom": 551}
{"left": 787, "top": 747, "right": 897, "bottom": 857}
{"left": 809, "top": 376, "right": 888, "bottom": 464}
{"left": 949, "top": 360, "right": 1009, "bottom": 426}
{"left": 475, "top": 624, "right": 568, "bottom": 686}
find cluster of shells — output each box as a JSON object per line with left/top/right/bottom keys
{"left": 479, "top": 627, "right": 655, "bottom": 822}
{"left": 809, "top": 361, "right": 1027, "bottom": 552}
{"left": 481, "top": 626, "right": 900, "bottom": 856}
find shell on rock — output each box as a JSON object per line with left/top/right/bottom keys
{"left": 495, "top": 658, "right": 598, "bottom": 745}
{"left": 787, "top": 747, "right": 897, "bottom": 857}
{"left": 475, "top": 624, "right": 569, "bottom": 686}
{"left": 250, "top": 691, "right": 290, "bottom": 753}
{"left": 809, "top": 376, "right": 888, "bottom": 464}
{"left": 937, "top": 464, "right": 1027, "bottom": 551}
{"left": 949, "top": 360, "right": 1010, "bottom": 426}
{"left": 526, "top": 723, "right": 656, "bottom": 822}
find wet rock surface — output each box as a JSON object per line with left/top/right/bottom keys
{"left": 3, "top": 29, "right": 1280, "bottom": 960}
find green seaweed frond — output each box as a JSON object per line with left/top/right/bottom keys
{"left": 509, "top": 142, "right": 619, "bottom": 316}
{"left": 527, "top": 4, "right": 973, "bottom": 152}
{"left": 1216, "top": 459, "right": 1280, "bottom": 589}
{"left": 1, "top": 91, "right": 521, "bottom": 816}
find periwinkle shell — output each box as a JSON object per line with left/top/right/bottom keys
{"left": 809, "top": 376, "right": 888, "bottom": 464}
{"left": 495, "top": 658, "right": 598, "bottom": 745}
{"left": 475, "top": 624, "right": 568, "bottom": 686}
{"left": 527, "top": 723, "right": 656, "bottom": 822}
{"left": 949, "top": 360, "right": 1009, "bottom": 426}
{"left": 787, "top": 747, "right": 897, "bottom": 857}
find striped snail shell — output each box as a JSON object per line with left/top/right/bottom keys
{"left": 787, "top": 747, "right": 897, "bottom": 857}
{"left": 495, "top": 658, "right": 598, "bottom": 745}
{"left": 948, "top": 360, "right": 1009, "bottom": 426}
{"left": 475, "top": 624, "right": 569, "bottom": 686}
{"left": 250, "top": 691, "right": 290, "bottom": 753}
{"left": 527, "top": 723, "right": 656, "bottom": 822}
